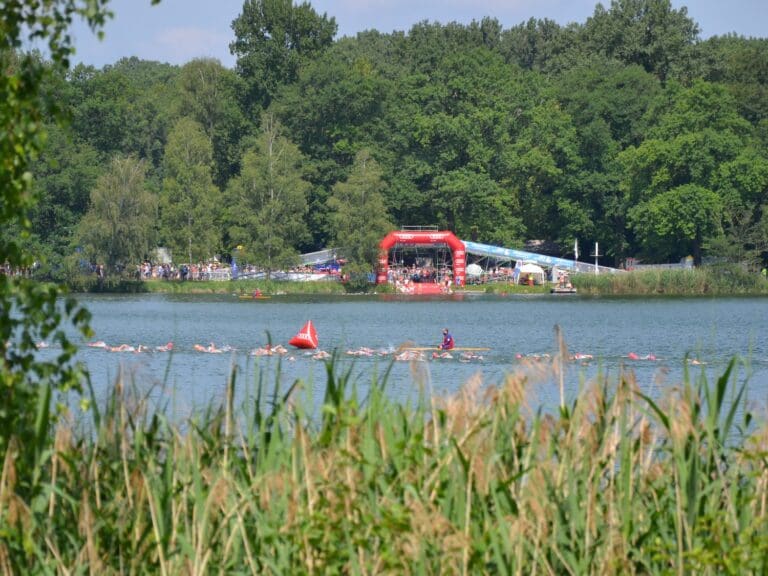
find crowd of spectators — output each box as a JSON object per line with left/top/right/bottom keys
{"left": 387, "top": 262, "right": 517, "bottom": 290}
{"left": 0, "top": 261, "right": 41, "bottom": 277}
{"left": 388, "top": 264, "right": 454, "bottom": 293}
{"left": 128, "top": 261, "right": 341, "bottom": 281}
{"left": 465, "top": 267, "right": 515, "bottom": 285}
{"left": 135, "top": 261, "right": 228, "bottom": 281}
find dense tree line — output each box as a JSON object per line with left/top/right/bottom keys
{"left": 27, "top": 0, "right": 768, "bottom": 276}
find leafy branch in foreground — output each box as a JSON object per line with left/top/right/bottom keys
{"left": 0, "top": 0, "right": 139, "bottom": 549}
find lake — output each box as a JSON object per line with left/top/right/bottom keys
{"left": 56, "top": 293, "right": 768, "bottom": 419}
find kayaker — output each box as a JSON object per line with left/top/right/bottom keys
{"left": 439, "top": 328, "right": 455, "bottom": 350}
{"left": 253, "top": 288, "right": 262, "bottom": 298}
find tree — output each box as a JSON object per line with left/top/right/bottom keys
{"left": 556, "top": 62, "right": 662, "bottom": 262}
{"left": 618, "top": 80, "right": 754, "bottom": 262}
{"left": 381, "top": 45, "right": 534, "bottom": 238}
{"left": 432, "top": 168, "right": 524, "bottom": 247}
{"left": 500, "top": 17, "right": 582, "bottom": 74}
{"left": 177, "top": 58, "right": 249, "bottom": 187}
{"left": 223, "top": 115, "right": 310, "bottom": 277}
{"left": 69, "top": 58, "right": 178, "bottom": 168}
{"left": 76, "top": 156, "right": 158, "bottom": 271}
{"left": 582, "top": 0, "right": 699, "bottom": 82}
{"left": 705, "top": 205, "right": 768, "bottom": 269}
{"left": 327, "top": 150, "right": 393, "bottom": 268}
{"left": 230, "top": 0, "right": 337, "bottom": 111}
{"left": 159, "top": 118, "right": 222, "bottom": 264}
{"left": 695, "top": 35, "right": 768, "bottom": 126}
{"left": 274, "top": 41, "right": 392, "bottom": 247}
{"left": 628, "top": 184, "right": 722, "bottom": 263}
{"left": 504, "top": 99, "right": 582, "bottom": 242}
{"left": 29, "top": 124, "right": 104, "bottom": 274}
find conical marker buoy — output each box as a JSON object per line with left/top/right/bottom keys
{"left": 289, "top": 320, "right": 318, "bottom": 349}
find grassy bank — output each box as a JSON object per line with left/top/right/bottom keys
{"left": 62, "top": 266, "right": 768, "bottom": 296}
{"left": 150, "top": 278, "right": 349, "bottom": 295}
{"left": 481, "top": 282, "right": 551, "bottom": 295}
{"left": 2, "top": 353, "right": 766, "bottom": 573}
{"left": 573, "top": 265, "right": 768, "bottom": 296}
{"left": 66, "top": 277, "right": 350, "bottom": 295}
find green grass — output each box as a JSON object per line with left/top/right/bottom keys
{"left": 481, "top": 282, "right": 551, "bottom": 295}
{"left": 70, "top": 277, "right": 349, "bottom": 295}
{"left": 2, "top": 351, "right": 767, "bottom": 573}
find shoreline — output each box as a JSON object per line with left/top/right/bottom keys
{"left": 63, "top": 266, "right": 768, "bottom": 297}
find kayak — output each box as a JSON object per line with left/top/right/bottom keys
{"left": 404, "top": 346, "right": 490, "bottom": 351}
{"left": 239, "top": 294, "right": 271, "bottom": 300}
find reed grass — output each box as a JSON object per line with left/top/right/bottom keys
{"left": 1, "top": 351, "right": 767, "bottom": 574}
{"left": 574, "top": 265, "right": 768, "bottom": 296}
{"left": 482, "top": 283, "right": 551, "bottom": 295}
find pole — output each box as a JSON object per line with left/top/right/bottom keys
{"left": 594, "top": 242, "right": 599, "bottom": 275}
{"left": 574, "top": 239, "right": 579, "bottom": 269}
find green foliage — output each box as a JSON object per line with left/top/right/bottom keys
{"left": 696, "top": 35, "right": 768, "bottom": 125}
{"left": 230, "top": 0, "right": 337, "bottom": 111}
{"left": 19, "top": 0, "right": 768, "bottom": 275}
{"left": 75, "top": 155, "right": 158, "bottom": 271}
{"left": 159, "top": 117, "right": 222, "bottom": 263}
{"left": 223, "top": 114, "right": 310, "bottom": 276}
{"left": 327, "top": 150, "right": 393, "bottom": 268}
{"left": 177, "top": 58, "right": 249, "bottom": 187}
{"left": 558, "top": 62, "right": 660, "bottom": 151}
{"left": 65, "top": 274, "right": 148, "bottom": 293}
{"left": 573, "top": 265, "right": 768, "bottom": 295}
{"left": 69, "top": 57, "right": 178, "bottom": 167}
{"left": 629, "top": 184, "right": 722, "bottom": 263}
{"left": 28, "top": 125, "right": 104, "bottom": 267}
{"left": 582, "top": 0, "right": 700, "bottom": 81}
{"left": 500, "top": 17, "right": 581, "bottom": 73}
{"left": 0, "top": 0, "right": 115, "bottom": 556}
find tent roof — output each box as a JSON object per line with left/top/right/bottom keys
{"left": 466, "top": 263, "right": 483, "bottom": 276}
{"left": 518, "top": 263, "right": 545, "bottom": 274}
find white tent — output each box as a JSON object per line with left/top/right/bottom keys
{"left": 516, "top": 262, "right": 546, "bottom": 285}
{"left": 466, "top": 263, "right": 483, "bottom": 277}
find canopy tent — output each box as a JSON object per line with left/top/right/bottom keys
{"left": 466, "top": 263, "right": 483, "bottom": 277}
{"left": 515, "top": 262, "right": 546, "bottom": 285}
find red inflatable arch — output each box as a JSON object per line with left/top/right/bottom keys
{"left": 377, "top": 230, "right": 466, "bottom": 287}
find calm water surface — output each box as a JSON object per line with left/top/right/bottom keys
{"left": 64, "top": 293, "right": 768, "bottom": 418}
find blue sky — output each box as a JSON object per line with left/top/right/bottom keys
{"left": 69, "top": 0, "right": 767, "bottom": 69}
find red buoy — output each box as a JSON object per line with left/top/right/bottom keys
{"left": 289, "top": 320, "right": 319, "bottom": 349}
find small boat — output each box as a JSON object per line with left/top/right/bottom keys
{"left": 239, "top": 294, "right": 271, "bottom": 300}
{"left": 551, "top": 271, "right": 576, "bottom": 294}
